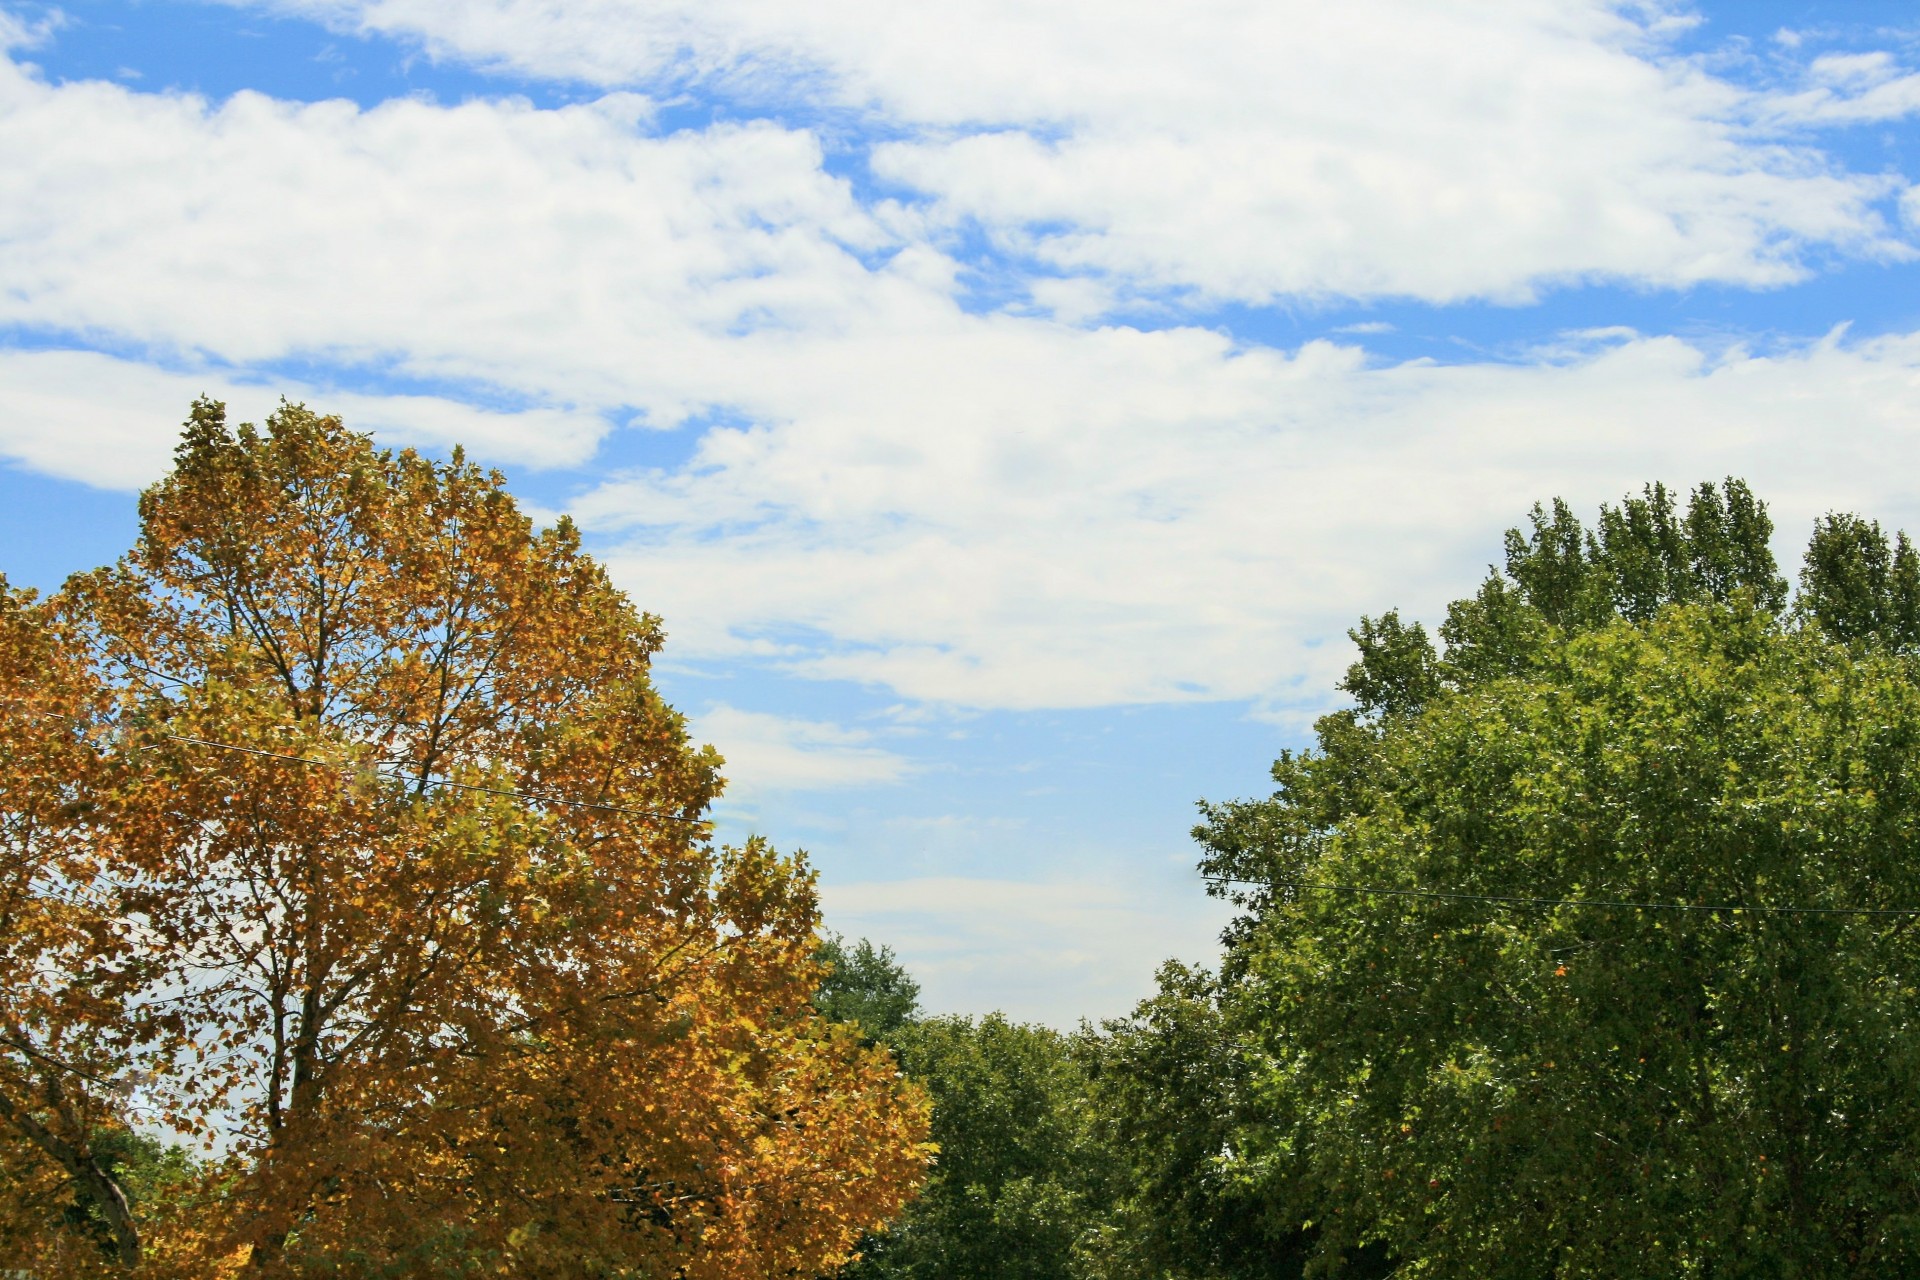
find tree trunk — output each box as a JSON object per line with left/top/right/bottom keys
{"left": 0, "top": 1083, "right": 141, "bottom": 1267}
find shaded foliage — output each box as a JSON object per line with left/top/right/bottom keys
{"left": 1078, "top": 963, "right": 1395, "bottom": 1280}
{"left": 817, "top": 950, "right": 1386, "bottom": 1280}
{"left": 848, "top": 1013, "right": 1115, "bottom": 1280}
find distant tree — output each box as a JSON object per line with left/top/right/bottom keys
{"left": 0, "top": 401, "right": 931, "bottom": 1277}
{"left": 845, "top": 1013, "right": 1117, "bottom": 1280}
{"left": 817, "top": 934, "right": 923, "bottom": 1043}
{"left": 1081, "top": 962, "right": 1354, "bottom": 1280}
{"left": 1797, "top": 512, "right": 1920, "bottom": 649}
{"left": 1195, "top": 479, "right": 1920, "bottom": 1275}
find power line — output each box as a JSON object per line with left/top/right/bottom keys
{"left": 1204, "top": 877, "right": 1920, "bottom": 918}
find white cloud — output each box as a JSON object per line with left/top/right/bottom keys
{"left": 1810, "top": 52, "right": 1900, "bottom": 89}
{"left": 0, "top": 349, "right": 608, "bottom": 487}
{"left": 583, "top": 327, "right": 1920, "bottom": 711}
{"left": 0, "top": 6, "right": 60, "bottom": 52}
{"left": 818, "top": 874, "right": 1233, "bottom": 1025}
{"left": 0, "top": 58, "right": 896, "bottom": 413}
{"left": 696, "top": 704, "right": 914, "bottom": 792}
{"left": 1755, "top": 51, "right": 1920, "bottom": 127}
{"left": 224, "top": 0, "right": 1915, "bottom": 302}
{"left": 1027, "top": 276, "right": 1117, "bottom": 325}
{"left": 2, "top": 49, "right": 1919, "bottom": 715}
{"left": 10, "top": 293, "right": 1920, "bottom": 718}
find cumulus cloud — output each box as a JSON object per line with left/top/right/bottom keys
{"left": 584, "top": 327, "right": 1920, "bottom": 712}
{"left": 226, "top": 0, "right": 1915, "bottom": 302}
{"left": 695, "top": 704, "right": 915, "bottom": 793}
{"left": 0, "top": 57, "right": 897, "bottom": 413}
{"left": 2, "top": 44, "right": 1919, "bottom": 714}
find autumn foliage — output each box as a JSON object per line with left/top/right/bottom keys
{"left": 0, "top": 401, "right": 929, "bottom": 1277}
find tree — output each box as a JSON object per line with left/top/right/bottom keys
{"left": 0, "top": 575, "right": 177, "bottom": 1277}
{"left": 816, "top": 934, "right": 922, "bottom": 1043}
{"left": 848, "top": 1014, "right": 1115, "bottom": 1280}
{"left": 1080, "top": 962, "right": 1331, "bottom": 1280}
{"left": 1797, "top": 513, "right": 1920, "bottom": 650}
{"left": 1196, "top": 480, "right": 1920, "bottom": 1276}
{"left": 0, "top": 401, "right": 930, "bottom": 1277}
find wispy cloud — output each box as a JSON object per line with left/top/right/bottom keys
{"left": 696, "top": 704, "right": 915, "bottom": 793}
{"left": 819, "top": 874, "right": 1233, "bottom": 1025}
{"left": 1753, "top": 49, "right": 1920, "bottom": 126}
{"left": 0, "top": 349, "right": 609, "bottom": 487}
{"left": 10, "top": 311, "right": 1920, "bottom": 713}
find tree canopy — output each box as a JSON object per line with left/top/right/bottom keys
{"left": 815, "top": 935, "right": 923, "bottom": 1045}
{"left": 844, "top": 1012, "right": 1114, "bottom": 1280}
{"left": 1193, "top": 479, "right": 1920, "bottom": 1275}
{"left": 0, "top": 401, "right": 929, "bottom": 1278}
{"left": 17, "top": 416, "right": 1920, "bottom": 1280}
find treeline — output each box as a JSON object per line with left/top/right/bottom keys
{"left": 11, "top": 401, "right": 1920, "bottom": 1278}
{"left": 813, "top": 937, "right": 1344, "bottom": 1280}
{"left": 829, "top": 481, "right": 1920, "bottom": 1278}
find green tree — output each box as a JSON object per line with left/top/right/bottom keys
{"left": 848, "top": 1013, "right": 1117, "bottom": 1280}
{"left": 1797, "top": 513, "right": 1920, "bottom": 650}
{"left": 817, "top": 933, "right": 923, "bottom": 1043}
{"left": 1078, "top": 962, "right": 1394, "bottom": 1280}
{"left": 1196, "top": 481, "right": 1920, "bottom": 1276}
{"left": 54, "top": 1132, "right": 197, "bottom": 1264}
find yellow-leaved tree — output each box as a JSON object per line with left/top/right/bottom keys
{"left": 0, "top": 400, "right": 929, "bottom": 1277}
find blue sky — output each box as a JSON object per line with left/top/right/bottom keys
{"left": 3, "top": 0, "right": 1920, "bottom": 1023}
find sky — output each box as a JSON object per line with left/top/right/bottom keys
{"left": 2, "top": 0, "right": 1919, "bottom": 1025}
